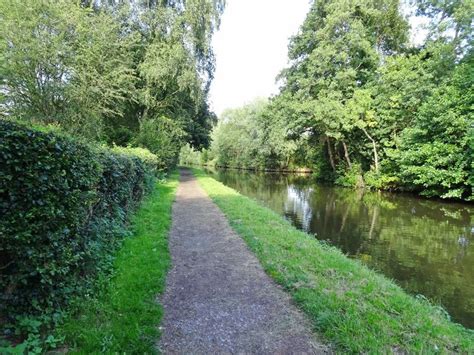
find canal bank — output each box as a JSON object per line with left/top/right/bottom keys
{"left": 159, "top": 169, "right": 327, "bottom": 353}
{"left": 192, "top": 168, "right": 474, "bottom": 353}
{"left": 203, "top": 167, "right": 474, "bottom": 329}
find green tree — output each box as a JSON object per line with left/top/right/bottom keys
{"left": 277, "top": 0, "right": 409, "bottom": 174}
{"left": 0, "top": 0, "right": 224, "bottom": 168}
{"left": 204, "top": 0, "right": 472, "bottom": 200}
{"left": 395, "top": 56, "right": 473, "bottom": 199}
{"left": 209, "top": 99, "right": 299, "bottom": 170}
{"left": 135, "top": 116, "right": 187, "bottom": 170}
{"left": 414, "top": 0, "right": 473, "bottom": 55}
{"left": 0, "top": 0, "right": 136, "bottom": 139}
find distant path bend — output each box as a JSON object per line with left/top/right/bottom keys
{"left": 158, "top": 169, "right": 328, "bottom": 354}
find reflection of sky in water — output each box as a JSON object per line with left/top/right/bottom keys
{"left": 206, "top": 168, "right": 474, "bottom": 329}
{"left": 284, "top": 185, "right": 313, "bottom": 232}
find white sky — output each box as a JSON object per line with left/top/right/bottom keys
{"left": 209, "top": 0, "right": 429, "bottom": 116}
{"left": 209, "top": 0, "right": 311, "bottom": 116}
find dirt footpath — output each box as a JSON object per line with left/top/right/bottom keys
{"left": 158, "top": 169, "right": 328, "bottom": 354}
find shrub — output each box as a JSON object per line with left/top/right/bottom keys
{"left": 111, "top": 145, "right": 159, "bottom": 172}
{"left": 334, "top": 163, "right": 365, "bottom": 188}
{"left": 0, "top": 120, "right": 156, "bottom": 340}
{"left": 179, "top": 144, "right": 202, "bottom": 166}
{"left": 363, "top": 170, "right": 399, "bottom": 190}
{"left": 111, "top": 145, "right": 160, "bottom": 187}
{"left": 134, "top": 117, "right": 186, "bottom": 170}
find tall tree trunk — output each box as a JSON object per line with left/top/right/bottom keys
{"left": 339, "top": 203, "right": 350, "bottom": 233}
{"left": 326, "top": 136, "right": 336, "bottom": 171}
{"left": 368, "top": 204, "right": 380, "bottom": 240}
{"left": 342, "top": 141, "right": 352, "bottom": 169}
{"left": 361, "top": 128, "right": 379, "bottom": 173}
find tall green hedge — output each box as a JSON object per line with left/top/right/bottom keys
{"left": 0, "top": 120, "right": 156, "bottom": 330}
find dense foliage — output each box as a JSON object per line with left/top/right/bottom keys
{"left": 193, "top": 0, "right": 473, "bottom": 200}
{"left": 0, "top": 0, "right": 223, "bottom": 350}
{"left": 0, "top": 0, "right": 224, "bottom": 167}
{"left": 0, "top": 120, "right": 157, "bottom": 349}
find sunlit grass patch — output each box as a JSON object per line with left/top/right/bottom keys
{"left": 193, "top": 168, "right": 474, "bottom": 353}
{"left": 58, "top": 173, "right": 178, "bottom": 354}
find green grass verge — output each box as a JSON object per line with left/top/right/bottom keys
{"left": 192, "top": 168, "right": 474, "bottom": 353}
{"left": 57, "top": 173, "right": 178, "bottom": 354}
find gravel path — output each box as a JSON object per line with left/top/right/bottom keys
{"left": 158, "top": 169, "right": 328, "bottom": 354}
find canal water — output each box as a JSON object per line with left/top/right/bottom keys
{"left": 204, "top": 168, "right": 474, "bottom": 329}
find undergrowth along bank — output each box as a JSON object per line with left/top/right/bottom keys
{"left": 58, "top": 173, "right": 178, "bottom": 353}
{"left": 192, "top": 168, "right": 474, "bottom": 353}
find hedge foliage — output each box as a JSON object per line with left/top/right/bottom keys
{"left": 0, "top": 120, "right": 157, "bottom": 330}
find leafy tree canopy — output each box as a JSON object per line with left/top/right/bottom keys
{"left": 0, "top": 0, "right": 225, "bottom": 166}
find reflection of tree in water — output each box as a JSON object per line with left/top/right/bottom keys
{"left": 307, "top": 186, "right": 474, "bottom": 328}
{"left": 284, "top": 185, "right": 313, "bottom": 232}
{"left": 367, "top": 214, "right": 474, "bottom": 328}
{"left": 207, "top": 168, "right": 474, "bottom": 328}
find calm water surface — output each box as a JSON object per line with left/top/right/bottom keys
{"left": 205, "top": 168, "right": 474, "bottom": 328}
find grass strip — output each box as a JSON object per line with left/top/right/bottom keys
{"left": 58, "top": 173, "right": 178, "bottom": 354}
{"left": 193, "top": 168, "right": 474, "bottom": 353}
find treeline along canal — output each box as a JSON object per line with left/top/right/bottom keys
{"left": 204, "top": 168, "right": 474, "bottom": 329}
